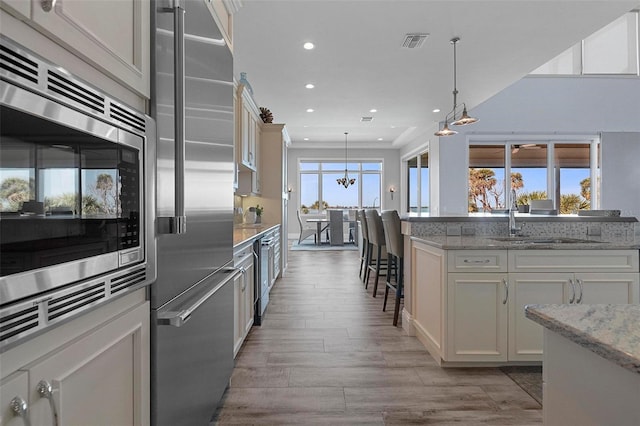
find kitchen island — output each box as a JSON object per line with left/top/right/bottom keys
{"left": 526, "top": 304, "right": 640, "bottom": 425}
{"left": 400, "top": 214, "right": 640, "bottom": 365}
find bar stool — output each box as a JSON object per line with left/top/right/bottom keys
{"left": 382, "top": 210, "right": 404, "bottom": 326}
{"left": 364, "top": 209, "right": 387, "bottom": 297}
{"left": 357, "top": 210, "right": 371, "bottom": 281}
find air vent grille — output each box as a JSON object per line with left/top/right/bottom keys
{"left": 111, "top": 267, "right": 146, "bottom": 294}
{"left": 0, "top": 43, "right": 39, "bottom": 84}
{"left": 361, "top": 116, "right": 374, "bottom": 122}
{"left": 47, "top": 70, "right": 105, "bottom": 114}
{"left": 0, "top": 305, "right": 39, "bottom": 343}
{"left": 1, "top": 37, "right": 147, "bottom": 137}
{"left": 402, "top": 33, "right": 429, "bottom": 49}
{"left": 110, "top": 103, "right": 146, "bottom": 133}
{"left": 47, "top": 282, "right": 106, "bottom": 322}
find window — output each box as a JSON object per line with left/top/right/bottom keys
{"left": 406, "top": 152, "right": 428, "bottom": 213}
{"left": 298, "top": 160, "right": 382, "bottom": 213}
{"left": 469, "top": 141, "right": 598, "bottom": 214}
{"left": 531, "top": 11, "right": 639, "bottom": 76}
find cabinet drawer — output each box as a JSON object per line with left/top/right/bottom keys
{"left": 509, "top": 250, "right": 639, "bottom": 273}
{"left": 448, "top": 250, "right": 508, "bottom": 273}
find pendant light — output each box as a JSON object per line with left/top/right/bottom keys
{"left": 434, "top": 37, "right": 478, "bottom": 137}
{"left": 336, "top": 132, "right": 356, "bottom": 188}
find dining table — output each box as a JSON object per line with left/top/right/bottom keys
{"left": 305, "top": 218, "right": 330, "bottom": 245}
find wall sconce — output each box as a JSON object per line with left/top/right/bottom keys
{"left": 389, "top": 186, "right": 396, "bottom": 200}
{"left": 287, "top": 186, "right": 293, "bottom": 193}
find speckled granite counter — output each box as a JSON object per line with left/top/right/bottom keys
{"left": 233, "top": 223, "right": 279, "bottom": 248}
{"left": 410, "top": 235, "right": 640, "bottom": 250}
{"left": 525, "top": 304, "right": 640, "bottom": 374}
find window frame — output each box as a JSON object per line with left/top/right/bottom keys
{"left": 467, "top": 136, "right": 600, "bottom": 213}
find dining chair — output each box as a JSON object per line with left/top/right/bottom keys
{"left": 381, "top": 210, "right": 404, "bottom": 326}
{"left": 328, "top": 209, "right": 344, "bottom": 245}
{"left": 364, "top": 209, "right": 387, "bottom": 297}
{"left": 296, "top": 210, "right": 318, "bottom": 244}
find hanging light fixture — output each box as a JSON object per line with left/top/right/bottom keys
{"left": 434, "top": 37, "right": 478, "bottom": 137}
{"left": 336, "top": 132, "right": 356, "bottom": 188}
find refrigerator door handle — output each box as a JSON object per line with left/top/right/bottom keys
{"left": 157, "top": 0, "right": 187, "bottom": 235}
{"left": 157, "top": 268, "right": 241, "bottom": 327}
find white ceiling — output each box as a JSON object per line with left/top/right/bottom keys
{"left": 233, "top": 1, "right": 639, "bottom": 149}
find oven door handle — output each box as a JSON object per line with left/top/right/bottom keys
{"left": 157, "top": 268, "right": 241, "bottom": 327}
{"left": 157, "top": 0, "right": 187, "bottom": 235}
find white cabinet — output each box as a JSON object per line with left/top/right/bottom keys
{"left": 447, "top": 273, "right": 509, "bottom": 362}
{"left": 236, "top": 84, "right": 260, "bottom": 172}
{"left": 1, "top": 0, "right": 150, "bottom": 98}
{"left": 411, "top": 244, "right": 640, "bottom": 365}
{"left": 233, "top": 243, "right": 255, "bottom": 357}
{"left": 0, "top": 291, "right": 149, "bottom": 426}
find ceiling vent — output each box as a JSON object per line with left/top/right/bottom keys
{"left": 402, "top": 33, "right": 429, "bottom": 49}
{"left": 360, "top": 116, "right": 374, "bottom": 122}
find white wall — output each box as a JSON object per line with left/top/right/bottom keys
{"left": 430, "top": 76, "right": 640, "bottom": 216}
{"left": 287, "top": 147, "right": 400, "bottom": 238}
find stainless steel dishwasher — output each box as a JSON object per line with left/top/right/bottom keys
{"left": 258, "top": 237, "right": 275, "bottom": 321}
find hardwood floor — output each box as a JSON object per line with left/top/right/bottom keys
{"left": 213, "top": 247, "right": 542, "bottom": 425}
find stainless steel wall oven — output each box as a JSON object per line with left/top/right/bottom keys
{"left": 0, "top": 36, "right": 156, "bottom": 349}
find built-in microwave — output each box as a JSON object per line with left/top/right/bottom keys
{"left": 0, "top": 36, "right": 156, "bottom": 349}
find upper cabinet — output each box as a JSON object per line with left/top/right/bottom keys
{"left": 0, "top": 0, "right": 150, "bottom": 99}
{"left": 236, "top": 83, "right": 260, "bottom": 171}
{"left": 206, "top": 0, "right": 240, "bottom": 53}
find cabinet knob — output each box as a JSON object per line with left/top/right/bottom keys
{"left": 37, "top": 380, "right": 59, "bottom": 426}
{"left": 41, "top": 0, "right": 54, "bottom": 12}
{"left": 10, "top": 396, "right": 32, "bottom": 426}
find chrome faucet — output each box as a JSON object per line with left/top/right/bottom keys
{"left": 509, "top": 189, "right": 521, "bottom": 236}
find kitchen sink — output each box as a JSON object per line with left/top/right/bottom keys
{"left": 490, "top": 236, "right": 604, "bottom": 244}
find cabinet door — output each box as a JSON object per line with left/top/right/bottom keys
{"left": 30, "top": 0, "right": 150, "bottom": 97}
{"left": 508, "top": 273, "right": 572, "bottom": 361}
{"left": 575, "top": 272, "right": 639, "bottom": 304}
{"left": 243, "top": 260, "right": 255, "bottom": 337}
{"left": 26, "top": 302, "right": 150, "bottom": 426}
{"left": 446, "top": 273, "right": 508, "bottom": 362}
{"left": 233, "top": 271, "right": 244, "bottom": 357}
{"left": 0, "top": 371, "right": 30, "bottom": 426}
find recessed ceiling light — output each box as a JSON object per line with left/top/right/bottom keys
{"left": 303, "top": 138, "right": 309, "bottom": 141}
{"left": 303, "top": 125, "right": 308, "bottom": 128}
{"left": 306, "top": 108, "right": 314, "bottom": 113}
{"left": 305, "top": 83, "right": 315, "bottom": 89}
{"left": 303, "top": 42, "right": 314, "bottom": 50}
{"left": 377, "top": 138, "right": 383, "bottom": 141}
{"left": 370, "top": 109, "right": 377, "bottom": 113}
{"left": 390, "top": 125, "right": 396, "bottom": 129}
{"left": 433, "top": 108, "right": 441, "bottom": 113}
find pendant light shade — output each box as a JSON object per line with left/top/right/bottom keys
{"left": 435, "top": 37, "right": 478, "bottom": 136}
{"left": 336, "top": 132, "right": 356, "bottom": 188}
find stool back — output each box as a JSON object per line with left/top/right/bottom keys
{"left": 365, "top": 209, "right": 385, "bottom": 247}
{"left": 381, "top": 210, "right": 403, "bottom": 258}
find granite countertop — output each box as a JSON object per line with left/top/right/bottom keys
{"left": 409, "top": 235, "right": 640, "bottom": 250}
{"left": 525, "top": 304, "right": 640, "bottom": 374}
{"left": 402, "top": 213, "right": 638, "bottom": 223}
{"left": 233, "top": 223, "right": 279, "bottom": 247}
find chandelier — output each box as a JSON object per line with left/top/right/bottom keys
{"left": 434, "top": 37, "right": 479, "bottom": 137}
{"left": 336, "top": 132, "right": 356, "bottom": 188}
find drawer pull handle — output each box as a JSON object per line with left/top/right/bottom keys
{"left": 37, "top": 380, "right": 59, "bottom": 426}
{"left": 10, "top": 396, "right": 32, "bottom": 426}
{"left": 576, "top": 279, "right": 583, "bottom": 304}
{"left": 568, "top": 279, "right": 576, "bottom": 304}
{"left": 502, "top": 279, "right": 509, "bottom": 304}
{"left": 463, "top": 259, "right": 491, "bottom": 264}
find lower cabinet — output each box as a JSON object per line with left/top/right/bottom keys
{"left": 412, "top": 244, "right": 640, "bottom": 365}
{"left": 0, "top": 292, "right": 149, "bottom": 426}
{"left": 447, "top": 273, "right": 508, "bottom": 362}
{"left": 233, "top": 244, "right": 255, "bottom": 357}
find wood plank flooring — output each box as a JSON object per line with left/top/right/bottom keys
{"left": 213, "top": 247, "right": 542, "bottom": 425}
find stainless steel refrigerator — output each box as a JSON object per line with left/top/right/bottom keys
{"left": 150, "top": 0, "right": 236, "bottom": 424}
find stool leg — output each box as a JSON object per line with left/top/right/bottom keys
{"left": 372, "top": 245, "right": 382, "bottom": 297}
{"left": 364, "top": 243, "right": 372, "bottom": 287}
{"left": 393, "top": 261, "right": 403, "bottom": 326}
{"left": 383, "top": 254, "right": 392, "bottom": 311}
